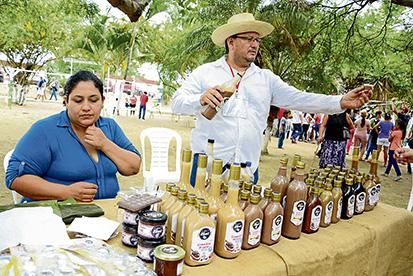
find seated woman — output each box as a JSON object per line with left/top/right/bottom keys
{"left": 5, "top": 71, "right": 141, "bottom": 202}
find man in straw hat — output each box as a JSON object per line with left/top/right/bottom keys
{"left": 172, "top": 13, "right": 372, "bottom": 185}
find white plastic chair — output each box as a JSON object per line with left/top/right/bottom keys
{"left": 140, "top": 128, "right": 182, "bottom": 188}
{"left": 3, "top": 149, "right": 21, "bottom": 204}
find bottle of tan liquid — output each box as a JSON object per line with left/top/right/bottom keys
{"left": 369, "top": 150, "right": 381, "bottom": 206}
{"left": 302, "top": 186, "right": 322, "bottom": 234}
{"left": 178, "top": 149, "right": 192, "bottom": 191}
{"left": 221, "top": 183, "right": 228, "bottom": 203}
{"left": 320, "top": 180, "right": 333, "bottom": 228}
{"left": 331, "top": 179, "right": 343, "bottom": 224}
{"left": 159, "top": 183, "right": 175, "bottom": 211}
{"left": 282, "top": 161, "right": 307, "bottom": 239}
{"left": 215, "top": 164, "right": 244, "bottom": 258}
{"left": 271, "top": 157, "right": 289, "bottom": 208}
{"left": 166, "top": 189, "right": 187, "bottom": 244}
{"left": 252, "top": 185, "right": 262, "bottom": 199}
{"left": 160, "top": 186, "right": 179, "bottom": 213}
{"left": 176, "top": 193, "right": 197, "bottom": 247}
{"left": 363, "top": 175, "right": 376, "bottom": 211}
{"left": 242, "top": 193, "right": 263, "bottom": 250}
{"left": 183, "top": 202, "right": 216, "bottom": 266}
{"left": 194, "top": 154, "right": 208, "bottom": 198}
{"left": 289, "top": 154, "right": 301, "bottom": 182}
{"left": 261, "top": 192, "right": 283, "bottom": 245}
{"left": 207, "top": 159, "right": 225, "bottom": 222}
{"left": 353, "top": 175, "right": 366, "bottom": 215}
{"left": 258, "top": 188, "right": 272, "bottom": 211}
{"left": 238, "top": 190, "right": 250, "bottom": 211}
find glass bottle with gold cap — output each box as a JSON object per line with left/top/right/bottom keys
{"left": 271, "top": 157, "right": 290, "bottom": 206}
{"left": 341, "top": 178, "right": 355, "bottom": 219}
{"left": 282, "top": 161, "right": 308, "bottom": 239}
{"left": 161, "top": 186, "right": 179, "bottom": 213}
{"left": 302, "top": 185, "right": 322, "bottom": 234}
{"left": 215, "top": 164, "right": 244, "bottom": 258}
{"left": 176, "top": 193, "right": 197, "bottom": 247}
{"left": 320, "top": 179, "right": 333, "bottom": 227}
{"left": 166, "top": 189, "right": 187, "bottom": 244}
{"left": 261, "top": 192, "right": 284, "bottom": 245}
{"left": 178, "top": 149, "right": 192, "bottom": 191}
{"left": 258, "top": 188, "right": 272, "bottom": 211}
{"left": 289, "top": 154, "right": 301, "bottom": 182}
{"left": 194, "top": 154, "right": 208, "bottom": 198}
{"left": 353, "top": 175, "right": 366, "bottom": 215}
{"left": 331, "top": 179, "right": 343, "bottom": 224}
{"left": 363, "top": 174, "right": 376, "bottom": 211}
{"left": 242, "top": 193, "right": 263, "bottom": 250}
{"left": 243, "top": 182, "right": 253, "bottom": 192}
{"left": 159, "top": 183, "right": 175, "bottom": 211}
{"left": 252, "top": 185, "right": 262, "bottom": 199}
{"left": 238, "top": 190, "right": 250, "bottom": 211}
{"left": 369, "top": 150, "right": 381, "bottom": 206}
{"left": 206, "top": 159, "right": 225, "bottom": 222}
{"left": 182, "top": 197, "right": 205, "bottom": 245}
{"left": 183, "top": 202, "right": 216, "bottom": 266}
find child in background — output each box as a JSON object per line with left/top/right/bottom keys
{"left": 384, "top": 119, "right": 405, "bottom": 181}
{"left": 278, "top": 111, "right": 289, "bottom": 149}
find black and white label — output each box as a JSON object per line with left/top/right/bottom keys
{"left": 347, "top": 195, "right": 355, "bottom": 217}
{"left": 224, "top": 220, "right": 244, "bottom": 253}
{"left": 291, "top": 200, "right": 306, "bottom": 226}
{"left": 324, "top": 201, "right": 333, "bottom": 225}
{"left": 190, "top": 227, "right": 215, "bottom": 263}
{"left": 271, "top": 215, "right": 283, "bottom": 241}
{"left": 310, "top": 205, "right": 322, "bottom": 231}
{"left": 138, "top": 223, "right": 165, "bottom": 239}
{"left": 367, "top": 186, "right": 376, "bottom": 207}
{"left": 355, "top": 192, "right": 366, "bottom": 213}
{"left": 374, "top": 184, "right": 381, "bottom": 204}
{"left": 247, "top": 218, "right": 262, "bottom": 246}
{"left": 337, "top": 197, "right": 343, "bottom": 220}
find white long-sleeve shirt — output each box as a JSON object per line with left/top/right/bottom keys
{"left": 172, "top": 56, "right": 344, "bottom": 173}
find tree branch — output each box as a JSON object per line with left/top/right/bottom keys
{"left": 106, "top": 0, "right": 149, "bottom": 22}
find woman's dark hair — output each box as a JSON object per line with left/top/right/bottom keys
{"left": 396, "top": 119, "right": 406, "bottom": 139}
{"left": 64, "top": 70, "right": 103, "bottom": 98}
{"left": 384, "top": 112, "right": 391, "bottom": 120}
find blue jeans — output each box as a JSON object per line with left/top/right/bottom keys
{"left": 139, "top": 105, "right": 146, "bottom": 119}
{"left": 189, "top": 153, "right": 259, "bottom": 186}
{"left": 365, "top": 137, "right": 377, "bottom": 160}
{"left": 278, "top": 132, "right": 285, "bottom": 148}
{"left": 313, "top": 124, "right": 320, "bottom": 140}
{"left": 385, "top": 150, "right": 401, "bottom": 176}
{"left": 49, "top": 89, "right": 57, "bottom": 101}
{"left": 291, "top": 124, "right": 302, "bottom": 141}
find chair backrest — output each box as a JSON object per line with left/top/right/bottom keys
{"left": 3, "top": 149, "right": 20, "bottom": 204}
{"left": 140, "top": 128, "right": 182, "bottom": 177}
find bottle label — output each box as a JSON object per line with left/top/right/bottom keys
{"left": 190, "top": 227, "right": 216, "bottom": 263}
{"left": 171, "top": 214, "right": 178, "bottom": 242}
{"left": 324, "top": 201, "right": 333, "bottom": 225}
{"left": 282, "top": 195, "right": 287, "bottom": 208}
{"left": 367, "top": 186, "right": 376, "bottom": 207}
{"left": 224, "top": 220, "right": 244, "bottom": 253}
{"left": 347, "top": 195, "right": 355, "bottom": 217}
{"left": 355, "top": 192, "right": 366, "bottom": 213}
{"left": 310, "top": 205, "right": 322, "bottom": 231}
{"left": 138, "top": 223, "right": 165, "bottom": 239}
{"left": 337, "top": 197, "right": 343, "bottom": 220}
{"left": 248, "top": 218, "right": 262, "bottom": 246}
{"left": 290, "top": 200, "right": 306, "bottom": 226}
{"left": 137, "top": 244, "right": 154, "bottom": 261}
{"left": 374, "top": 184, "right": 381, "bottom": 204}
{"left": 180, "top": 218, "right": 186, "bottom": 247}
{"left": 271, "top": 215, "right": 283, "bottom": 241}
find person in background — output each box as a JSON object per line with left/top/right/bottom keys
{"left": 35, "top": 76, "right": 46, "bottom": 101}
{"left": 353, "top": 110, "right": 370, "bottom": 160}
{"left": 5, "top": 71, "right": 141, "bottom": 202}
{"left": 278, "top": 110, "right": 289, "bottom": 149}
{"left": 392, "top": 99, "right": 411, "bottom": 127}
{"left": 346, "top": 109, "right": 357, "bottom": 154}
{"left": 384, "top": 119, "right": 405, "bottom": 181}
{"left": 373, "top": 112, "right": 394, "bottom": 167}
{"left": 312, "top": 113, "right": 322, "bottom": 142}
{"left": 129, "top": 93, "right": 137, "bottom": 116}
{"left": 49, "top": 80, "right": 59, "bottom": 101}
{"left": 171, "top": 13, "right": 372, "bottom": 185}
{"left": 318, "top": 111, "right": 354, "bottom": 168}
{"left": 290, "top": 110, "right": 303, "bottom": 144}
{"left": 139, "top": 91, "right": 149, "bottom": 120}
{"left": 300, "top": 113, "right": 311, "bottom": 142}
{"left": 365, "top": 110, "right": 382, "bottom": 160}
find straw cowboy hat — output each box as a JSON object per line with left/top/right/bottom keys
{"left": 211, "top": 13, "right": 274, "bottom": 47}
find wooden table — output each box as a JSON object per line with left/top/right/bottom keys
{"left": 96, "top": 200, "right": 413, "bottom": 276}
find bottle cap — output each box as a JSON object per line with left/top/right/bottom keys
{"left": 253, "top": 185, "right": 262, "bottom": 194}
{"left": 199, "top": 202, "right": 209, "bottom": 214}
{"left": 296, "top": 161, "right": 305, "bottom": 169}
{"left": 271, "top": 192, "right": 281, "bottom": 202}
{"left": 198, "top": 154, "right": 207, "bottom": 168}
{"left": 229, "top": 164, "right": 241, "bottom": 180}
{"left": 207, "top": 139, "right": 215, "bottom": 144}
{"left": 187, "top": 193, "right": 197, "bottom": 205}
{"left": 243, "top": 182, "right": 253, "bottom": 191}
{"left": 240, "top": 190, "right": 250, "bottom": 200}
{"left": 177, "top": 189, "right": 187, "bottom": 200}
{"left": 249, "top": 193, "right": 260, "bottom": 204}
{"left": 240, "top": 162, "right": 247, "bottom": 168}
{"left": 166, "top": 183, "right": 175, "bottom": 192}
{"left": 171, "top": 186, "right": 179, "bottom": 196}
{"left": 263, "top": 188, "right": 272, "bottom": 198}
{"left": 212, "top": 159, "right": 223, "bottom": 175}
{"left": 182, "top": 149, "right": 192, "bottom": 163}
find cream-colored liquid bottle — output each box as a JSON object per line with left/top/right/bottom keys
{"left": 220, "top": 183, "right": 228, "bottom": 203}
{"left": 242, "top": 193, "right": 263, "bottom": 250}
{"left": 182, "top": 198, "right": 204, "bottom": 246}
{"left": 238, "top": 190, "right": 250, "bottom": 211}
{"left": 194, "top": 154, "right": 208, "bottom": 199}
{"left": 160, "top": 186, "right": 179, "bottom": 213}
{"left": 158, "top": 183, "right": 175, "bottom": 211}
{"left": 331, "top": 179, "right": 343, "bottom": 224}
{"left": 320, "top": 180, "right": 333, "bottom": 228}
{"left": 166, "top": 189, "right": 187, "bottom": 244}
{"left": 363, "top": 174, "right": 376, "bottom": 211}
{"left": 271, "top": 157, "right": 289, "bottom": 208}
{"left": 206, "top": 159, "right": 225, "bottom": 222}
{"left": 258, "top": 188, "right": 272, "bottom": 211}
{"left": 261, "top": 192, "right": 283, "bottom": 245}
{"left": 176, "top": 193, "right": 197, "bottom": 247}
{"left": 282, "top": 161, "right": 307, "bottom": 239}
{"left": 215, "top": 164, "right": 245, "bottom": 258}
{"left": 178, "top": 149, "right": 193, "bottom": 191}
{"left": 184, "top": 202, "right": 216, "bottom": 266}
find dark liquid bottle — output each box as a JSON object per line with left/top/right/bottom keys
{"left": 302, "top": 186, "right": 322, "bottom": 234}
{"left": 341, "top": 178, "right": 355, "bottom": 219}
{"left": 353, "top": 175, "right": 366, "bottom": 215}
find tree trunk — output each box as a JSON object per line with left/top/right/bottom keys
{"left": 107, "top": 0, "right": 149, "bottom": 22}
{"left": 391, "top": 0, "right": 413, "bottom": 8}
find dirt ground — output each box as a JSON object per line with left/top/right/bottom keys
{"left": 0, "top": 99, "right": 411, "bottom": 209}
